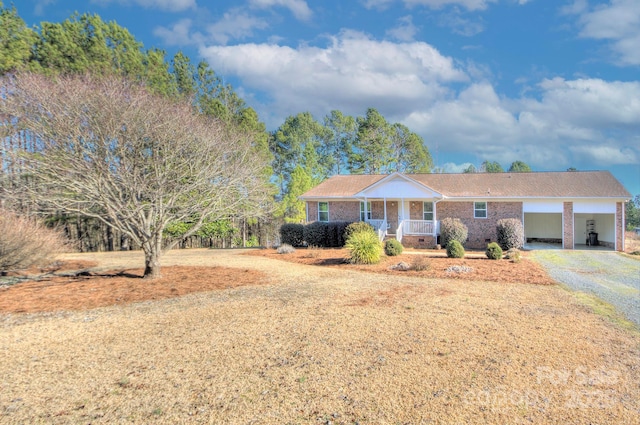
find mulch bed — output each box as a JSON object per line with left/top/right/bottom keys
{"left": 0, "top": 263, "right": 266, "bottom": 314}
{"left": 249, "top": 247, "right": 555, "bottom": 285}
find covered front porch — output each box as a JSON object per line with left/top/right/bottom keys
{"left": 356, "top": 173, "right": 444, "bottom": 246}
{"left": 360, "top": 199, "right": 439, "bottom": 245}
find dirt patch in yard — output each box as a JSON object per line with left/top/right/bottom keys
{"left": 250, "top": 248, "right": 555, "bottom": 285}
{"left": 0, "top": 264, "right": 266, "bottom": 314}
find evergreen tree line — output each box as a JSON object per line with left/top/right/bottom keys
{"left": 0, "top": 4, "right": 274, "bottom": 249}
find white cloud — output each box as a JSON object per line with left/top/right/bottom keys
{"left": 569, "top": 145, "right": 638, "bottom": 165}
{"left": 438, "top": 10, "right": 485, "bottom": 35}
{"left": 91, "top": 0, "right": 196, "bottom": 12}
{"left": 153, "top": 19, "right": 199, "bottom": 46}
{"left": 530, "top": 77, "right": 640, "bottom": 127}
{"left": 205, "top": 9, "right": 269, "bottom": 45}
{"left": 34, "top": 0, "right": 55, "bottom": 16}
{"left": 200, "top": 30, "right": 467, "bottom": 123}
{"left": 200, "top": 28, "right": 639, "bottom": 171}
{"left": 364, "top": 0, "right": 529, "bottom": 11}
{"left": 362, "top": 0, "right": 397, "bottom": 10}
{"left": 573, "top": 0, "right": 640, "bottom": 65}
{"left": 403, "top": 77, "right": 640, "bottom": 168}
{"left": 439, "top": 162, "right": 475, "bottom": 172}
{"left": 386, "top": 15, "right": 420, "bottom": 41}
{"left": 404, "top": 0, "right": 498, "bottom": 11}
{"left": 249, "top": 0, "right": 313, "bottom": 20}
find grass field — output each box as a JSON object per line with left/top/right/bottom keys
{"left": 1, "top": 248, "right": 639, "bottom": 424}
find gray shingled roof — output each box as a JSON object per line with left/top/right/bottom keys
{"left": 300, "top": 171, "right": 631, "bottom": 199}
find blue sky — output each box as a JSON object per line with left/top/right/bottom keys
{"left": 17, "top": 0, "right": 640, "bottom": 195}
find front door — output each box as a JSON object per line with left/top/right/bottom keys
{"left": 385, "top": 200, "right": 399, "bottom": 234}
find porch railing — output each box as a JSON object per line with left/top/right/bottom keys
{"left": 366, "top": 219, "right": 386, "bottom": 231}
{"left": 396, "top": 220, "right": 436, "bottom": 244}
{"left": 403, "top": 220, "right": 435, "bottom": 235}
{"left": 365, "top": 219, "right": 388, "bottom": 241}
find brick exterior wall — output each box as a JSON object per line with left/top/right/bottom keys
{"left": 436, "top": 201, "right": 523, "bottom": 249}
{"left": 563, "top": 202, "right": 573, "bottom": 249}
{"left": 616, "top": 201, "right": 624, "bottom": 252}
{"left": 307, "top": 202, "right": 318, "bottom": 222}
{"left": 325, "top": 201, "right": 360, "bottom": 222}
{"left": 306, "top": 200, "right": 401, "bottom": 226}
{"left": 410, "top": 201, "right": 425, "bottom": 220}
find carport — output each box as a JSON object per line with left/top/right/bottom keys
{"left": 573, "top": 201, "right": 617, "bottom": 250}
{"left": 523, "top": 202, "right": 563, "bottom": 248}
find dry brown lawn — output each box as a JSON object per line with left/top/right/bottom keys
{"left": 1, "top": 248, "right": 639, "bottom": 424}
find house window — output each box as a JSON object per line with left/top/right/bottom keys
{"left": 423, "top": 202, "right": 434, "bottom": 221}
{"left": 474, "top": 201, "right": 487, "bottom": 218}
{"left": 318, "top": 202, "right": 329, "bottom": 222}
{"left": 360, "top": 201, "right": 371, "bottom": 221}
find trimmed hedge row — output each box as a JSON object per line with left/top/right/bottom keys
{"left": 280, "top": 221, "right": 352, "bottom": 248}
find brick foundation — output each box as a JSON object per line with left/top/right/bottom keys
{"left": 400, "top": 235, "right": 436, "bottom": 249}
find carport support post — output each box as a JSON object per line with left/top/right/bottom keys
{"left": 563, "top": 202, "right": 574, "bottom": 250}
{"left": 617, "top": 201, "right": 624, "bottom": 252}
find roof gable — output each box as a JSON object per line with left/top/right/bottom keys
{"left": 357, "top": 172, "right": 442, "bottom": 198}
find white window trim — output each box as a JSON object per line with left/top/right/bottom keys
{"left": 474, "top": 201, "right": 487, "bottom": 219}
{"left": 360, "top": 201, "right": 372, "bottom": 221}
{"left": 318, "top": 201, "right": 329, "bottom": 222}
{"left": 423, "top": 202, "right": 434, "bottom": 221}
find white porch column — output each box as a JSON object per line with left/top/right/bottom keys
{"left": 364, "top": 197, "right": 368, "bottom": 221}
{"left": 383, "top": 197, "right": 387, "bottom": 223}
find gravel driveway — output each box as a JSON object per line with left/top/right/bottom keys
{"left": 532, "top": 250, "right": 640, "bottom": 326}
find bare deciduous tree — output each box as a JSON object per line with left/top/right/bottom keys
{"left": 0, "top": 73, "right": 271, "bottom": 278}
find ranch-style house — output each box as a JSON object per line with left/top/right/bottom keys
{"left": 299, "top": 171, "right": 631, "bottom": 251}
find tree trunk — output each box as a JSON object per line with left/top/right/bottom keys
{"left": 143, "top": 236, "right": 163, "bottom": 279}
{"left": 143, "top": 247, "right": 161, "bottom": 279}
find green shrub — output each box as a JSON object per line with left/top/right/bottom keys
{"left": 280, "top": 223, "right": 304, "bottom": 247}
{"left": 303, "top": 221, "right": 327, "bottom": 247}
{"left": 496, "top": 218, "right": 524, "bottom": 250}
{"left": 301, "top": 221, "right": 350, "bottom": 248}
{"left": 344, "top": 221, "right": 374, "bottom": 241}
{"left": 327, "top": 221, "right": 350, "bottom": 247}
{"left": 440, "top": 218, "right": 468, "bottom": 248}
{"left": 505, "top": 248, "right": 522, "bottom": 263}
{"left": 485, "top": 242, "right": 503, "bottom": 260}
{"left": 384, "top": 239, "right": 404, "bottom": 256}
{"left": 446, "top": 240, "right": 465, "bottom": 258}
{"left": 345, "top": 229, "right": 383, "bottom": 264}
{"left": 277, "top": 244, "right": 295, "bottom": 254}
